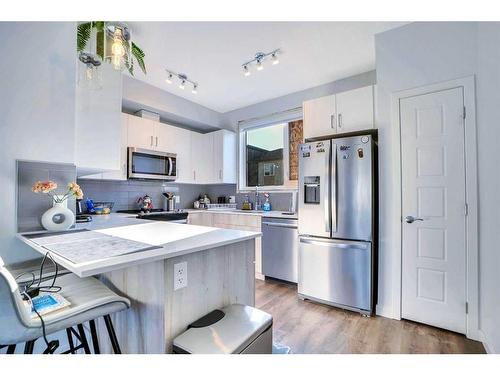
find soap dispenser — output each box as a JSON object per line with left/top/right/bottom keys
{"left": 262, "top": 192, "right": 271, "bottom": 212}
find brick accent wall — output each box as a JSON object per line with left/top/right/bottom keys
{"left": 288, "top": 119, "right": 304, "bottom": 181}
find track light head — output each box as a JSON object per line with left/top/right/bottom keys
{"left": 166, "top": 73, "right": 173, "bottom": 84}
{"left": 243, "top": 65, "right": 251, "bottom": 77}
{"left": 271, "top": 53, "right": 280, "bottom": 65}
{"left": 256, "top": 60, "right": 264, "bottom": 71}
{"left": 179, "top": 80, "right": 186, "bottom": 89}
{"left": 192, "top": 84, "right": 198, "bottom": 94}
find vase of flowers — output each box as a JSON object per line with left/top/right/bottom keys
{"left": 32, "top": 181, "right": 84, "bottom": 231}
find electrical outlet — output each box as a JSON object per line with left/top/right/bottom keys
{"left": 174, "top": 261, "right": 188, "bottom": 290}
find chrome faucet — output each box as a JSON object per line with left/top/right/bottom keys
{"left": 255, "top": 185, "right": 261, "bottom": 211}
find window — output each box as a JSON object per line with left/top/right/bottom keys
{"left": 246, "top": 123, "right": 285, "bottom": 187}
{"left": 238, "top": 118, "right": 303, "bottom": 191}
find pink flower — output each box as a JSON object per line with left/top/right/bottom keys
{"left": 32, "top": 181, "right": 58, "bottom": 194}
{"left": 68, "top": 182, "right": 84, "bottom": 199}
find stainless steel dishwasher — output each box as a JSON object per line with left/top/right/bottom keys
{"left": 262, "top": 217, "right": 299, "bottom": 283}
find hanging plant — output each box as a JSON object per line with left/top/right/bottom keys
{"left": 77, "top": 21, "right": 147, "bottom": 76}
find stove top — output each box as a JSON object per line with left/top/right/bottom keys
{"left": 116, "top": 209, "right": 188, "bottom": 222}
{"left": 117, "top": 209, "right": 166, "bottom": 214}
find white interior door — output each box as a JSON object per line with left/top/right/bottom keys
{"left": 400, "top": 87, "right": 467, "bottom": 334}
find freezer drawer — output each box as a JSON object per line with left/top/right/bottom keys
{"left": 298, "top": 237, "right": 372, "bottom": 312}
{"left": 262, "top": 218, "right": 299, "bottom": 283}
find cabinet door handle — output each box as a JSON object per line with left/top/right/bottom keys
{"left": 219, "top": 169, "right": 222, "bottom": 180}
{"left": 338, "top": 113, "right": 343, "bottom": 129}
{"left": 150, "top": 136, "right": 153, "bottom": 147}
{"left": 193, "top": 171, "right": 196, "bottom": 181}
{"left": 330, "top": 114, "right": 336, "bottom": 129}
{"left": 156, "top": 136, "right": 158, "bottom": 147}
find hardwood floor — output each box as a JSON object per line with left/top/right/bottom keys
{"left": 255, "top": 279, "right": 485, "bottom": 354}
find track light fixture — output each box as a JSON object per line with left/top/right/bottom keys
{"left": 165, "top": 73, "right": 173, "bottom": 84}
{"left": 165, "top": 69, "right": 198, "bottom": 94}
{"left": 242, "top": 49, "right": 281, "bottom": 76}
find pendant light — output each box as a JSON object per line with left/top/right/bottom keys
{"left": 78, "top": 27, "right": 102, "bottom": 90}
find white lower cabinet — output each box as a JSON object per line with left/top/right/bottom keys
{"left": 188, "top": 212, "right": 263, "bottom": 279}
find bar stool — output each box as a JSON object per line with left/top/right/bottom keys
{"left": 0, "top": 257, "right": 130, "bottom": 354}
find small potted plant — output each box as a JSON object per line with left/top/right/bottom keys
{"left": 32, "top": 181, "right": 84, "bottom": 231}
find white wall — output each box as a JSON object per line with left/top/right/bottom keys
{"left": 122, "top": 75, "right": 223, "bottom": 132}
{"left": 0, "top": 22, "right": 77, "bottom": 264}
{"left": 375, "top": 22, "right": 500, "bottom": 352}
{"left": 476, "top": 22, "right": 500, "bottom": 354}
{"left": 221, "top": 71, "right": 376, "bottom": 130}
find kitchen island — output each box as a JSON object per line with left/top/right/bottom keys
{"left": 18, "top": 214, "right": 260, "bottom": 353}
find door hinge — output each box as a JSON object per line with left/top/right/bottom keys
{"left": 463, "top": 106, "right": 466, "bottom": 120}
{"left": 464, "top": 203, "right": 469, "bottom": 216}
{"left": 466, "top": 302, "right": 469, "bottom": 314}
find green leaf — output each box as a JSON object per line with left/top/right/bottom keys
{"left": 126, "top": 59, "right": 134, "bottom": 76}
{"left": 92, "top": 21, "right": 105, "bottom": 32}
{"left": 131, "top": 41, "right": 147, "bottom": 75}
{"left": 77, "top": 22, "right": 91, "bottom": 52}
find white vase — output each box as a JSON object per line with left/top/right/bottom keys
{"left": 41, "top": 199, "right": 75, "bottom": 231}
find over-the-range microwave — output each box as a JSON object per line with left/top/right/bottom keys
{"left": 128, "top": 147, "right": 177, "bottom": 181}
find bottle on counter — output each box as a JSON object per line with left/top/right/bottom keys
{"left": 262, "top": 193, "right": 271, "bottom": 212}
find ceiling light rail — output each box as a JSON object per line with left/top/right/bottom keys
{"left": 165, "top": 69, "right": 198, "bottom": 94}
{"left": 242, "top": 48, "right": 281, "bottom": 76}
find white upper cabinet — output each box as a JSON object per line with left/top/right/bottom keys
{"left": 335, "top": 85, "right": 374, "bottom": 133}
{"left": 127, "top": 115, "right": 157, "bottom": 149}
{"left": 303, "top": 85, "right": 375, "bottom": 140}
{"left": 212, "top": 129, "right": 237, "bottom": 184}
{"left": 303, "top": 94, "right": 336, "bottom": 139}
{"left": 157, "top": 124, "right": 192, "bottom": 183}
{"left": 80, "top": 112, "right": 236, "bottom": 185}
{"left": 190, "top": 132, "right": 213, "bottom": 184}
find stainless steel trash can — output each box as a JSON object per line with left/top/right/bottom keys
{"left": 173, "top": 304, "right": 273, "bottom": 354}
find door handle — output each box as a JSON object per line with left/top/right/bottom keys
{"left": 405, "top": 215, "right": 424, "bottom": 224}
{"left": 324, "top": 144, "right": 331, "bottom": 233}
{"left": 150, "top": 136, "right": 153, "bottom": 147}
{"left": 299, "top": 237, "right": 369, "bottom": 250}
{"left": 263, "top": 223, "right": 298, "bottom": 229}
{"left": 219, "top": 169, "right": 222, "bottom": 180}
{"left": 330, "top": 114, "right": 336, "bottom": 129}
{"left": 156, "top": 136, "right": 158, "bottom": 147}
{"left": 338, "top": 113, "right": 342, "bottom": 129}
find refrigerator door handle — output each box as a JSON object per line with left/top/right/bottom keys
{"left": 324, "top": 145, "right": 331, "bottom": 233}
{"left": 331, "top": 143, "right": 338, "bottom": 233}
{"left": 299, "top": 237, "right": 369, "bottom": 251}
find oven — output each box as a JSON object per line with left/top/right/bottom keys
{"left": 128, "top": 147, "right": 177, "bottom": 181}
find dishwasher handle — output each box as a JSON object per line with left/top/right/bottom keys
{"left": 263, "top": 222, "right": 298, "bottom": 229}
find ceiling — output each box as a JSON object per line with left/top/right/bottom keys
{"left": 126, "top": 22, "right": 406, "bottom": 113}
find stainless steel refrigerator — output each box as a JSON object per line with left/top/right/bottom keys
{"left": 298, "top": 133, "right": 376, "bottom": 315}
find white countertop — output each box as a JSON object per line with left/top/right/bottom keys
{"left": 17, "top": 213, "right": 260, "bottom": 278}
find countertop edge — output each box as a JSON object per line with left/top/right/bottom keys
{"left": 16, "top": 229, "right": 261, "bottom": 278}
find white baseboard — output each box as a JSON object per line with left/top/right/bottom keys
{"left": 255, "top": 273, "right": 265, "bottom": 280}
{"left": 375, "top": 303, "right": 398, "bottom": 319}
{"left": 478, "top": 330, "right": 497, "bottom": 354}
